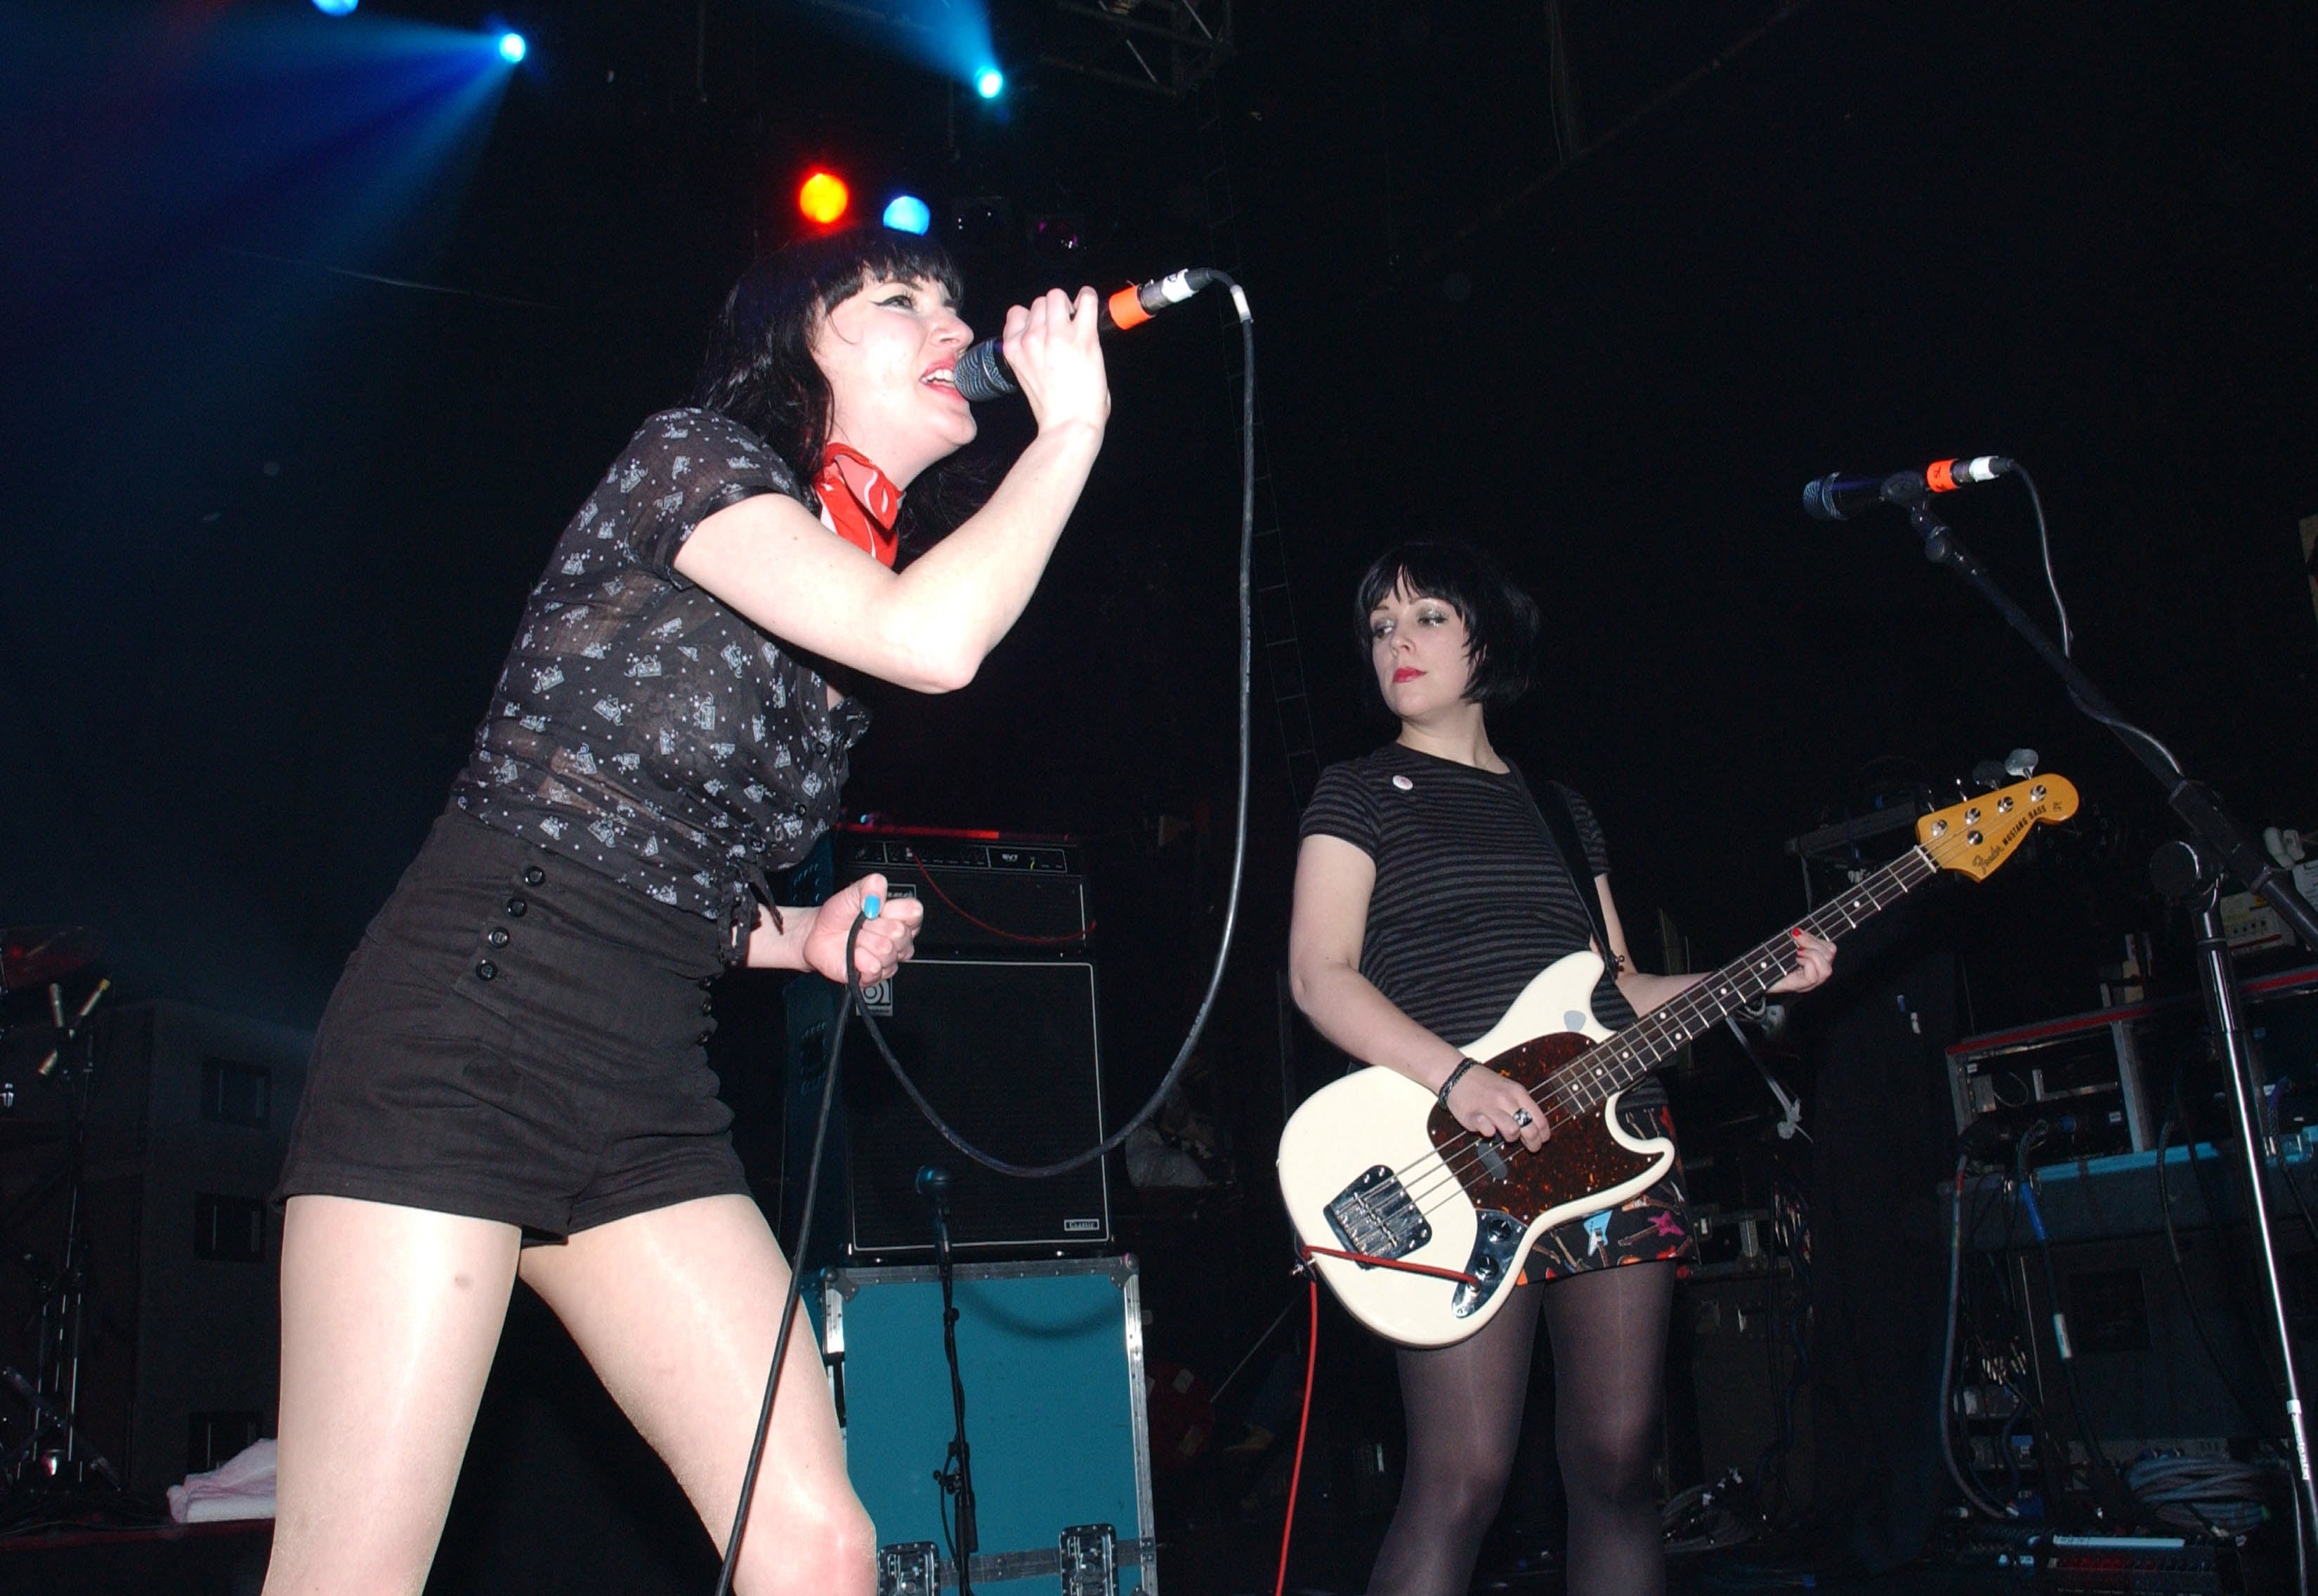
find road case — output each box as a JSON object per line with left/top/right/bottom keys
{"left": 814, "top": 1256, "right": 1155, "bottom": 1595}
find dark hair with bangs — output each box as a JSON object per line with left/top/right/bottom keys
{"left": 1354, "top": 539, "right": 1540, "bottom": 709}
{"left": 693, "top": 227, "right": 974, "bottom": 544}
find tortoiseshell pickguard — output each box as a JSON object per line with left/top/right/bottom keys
{"left": 1425, "top": 1033, "right": 1658, "bottom": 1224}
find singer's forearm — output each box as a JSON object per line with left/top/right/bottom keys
{"left": 673, "top": 418, "right": 1101, "bottom": 694}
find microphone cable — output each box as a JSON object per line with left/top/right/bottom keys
{"left": 713, "top": 912, "right": 870, "bottom": 1596}
{"left": 714, "top": 270, "right": 1255, "bottom": 1586}
{"left": 2004, "top": 461, "right": 2186, "bottom": 775}
{"left": 850, "top": 271, "right": 1257, "bottom": 1181}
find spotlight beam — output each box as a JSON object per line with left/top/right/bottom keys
{"left": 775, "top": 0, "right": 998, "bottom": 96}
{"left": 783, "top": 0, "right": 943, "bottom": 38}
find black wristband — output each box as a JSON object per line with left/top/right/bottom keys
{"left": 1436, "top": 1057, "right": 1481, "bottom": 1108}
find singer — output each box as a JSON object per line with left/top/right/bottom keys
{"left": 1287, "top": 541, "right": 1833, "bottom": 1596}
{"left": 264, "top": 228, "right": 1109, "bottom": 1596}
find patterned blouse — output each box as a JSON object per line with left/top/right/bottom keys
{"left": 449, "top": 408, "right": 866, "bottom": 948}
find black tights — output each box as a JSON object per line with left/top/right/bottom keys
{"left": 1366, "top": 1260, "right": 1676, "bottom": 1596}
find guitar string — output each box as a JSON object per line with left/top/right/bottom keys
{"left": 1394, "top": 843, "right": 1930, "bottom": 1215}
{"left": 1392, "top": 846, "right": 1923, "bottom": 1211}
{"left": 1400, "top": 804, "right": 2040, "bottom": 1218}
{"left": 1370, "top": 813, "right": 2016, "bottom": 1223}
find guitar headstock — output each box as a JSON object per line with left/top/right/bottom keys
{"left": 1919, "top": 774, "right": 2078, "bottom": 882}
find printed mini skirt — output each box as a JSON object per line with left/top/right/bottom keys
{"left": 1524, "top": 1097, "right": 1698, "bottom": 1283}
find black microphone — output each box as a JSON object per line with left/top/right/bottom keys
{"left": 1802, "top": 455, "right": 2014, "bottom": 522}
{"left": 951, "top": 268, "right": 1222, "bottom": 403}
{"left": 915, "top": 1164, "right": 953, "bottom": 1205}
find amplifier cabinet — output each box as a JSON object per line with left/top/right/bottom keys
{"left": 832, "top": 828, "right": 1088, "bottom": 960}
{"left": 784, "top": 958, "right": 1112, "bottom": 1263}
{"left": 1679, "top": 1269, "right": 1813, "bottom": 1507}
{"left": 813, "top": 1257, "right": 1155, "bottom": 1595}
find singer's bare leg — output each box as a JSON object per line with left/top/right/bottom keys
{"left": 516, "top": 1194, "right": 875, "bottom": 1596}
{"left": 264, "top": 1196, "right": 521, "bottom": 1596}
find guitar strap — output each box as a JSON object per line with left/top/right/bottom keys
{"left": 1528, "top": 778, "right": 1623, "bottom": 974}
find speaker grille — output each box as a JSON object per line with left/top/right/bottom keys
{"left": 813, "top": 959, "right": 1111, "bottom": 1259}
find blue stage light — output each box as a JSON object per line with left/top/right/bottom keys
{"left": 975, "top": 67, "right": 1004, "bottom": 100}
{"left": 882, "top": 195, "right": 932, "bottom": 235}
{"left": 497, "top": 32, "right": 528, "bottom": 65}
{"left": 312, "top": 0, "right": 359, "bottom": 14}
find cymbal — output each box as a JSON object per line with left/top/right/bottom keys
{"left": 0, "top": 927, "right": 100, "bottom": 993}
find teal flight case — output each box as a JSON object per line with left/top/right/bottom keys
{"left": 813, "top": 1256, "right": 1156, "bottom": 1596}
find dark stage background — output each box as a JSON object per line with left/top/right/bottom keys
{"left": 4, "top": 0, "right": 2317, "bottom": 1582}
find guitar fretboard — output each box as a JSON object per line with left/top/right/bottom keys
{"left": 1543, "top": 842, "right": 1941, "bottom": 1117}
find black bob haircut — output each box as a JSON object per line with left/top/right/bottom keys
{"left": 693, "top": 227, "right": 967, "bottom": 530}
{"left": 1354, "top": 539, "right": 1540, "bottom": 709}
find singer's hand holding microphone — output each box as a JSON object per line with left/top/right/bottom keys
{"left": 990, "top": 286, "right": 1111, "bottom": 437}
{"left": 958, "top": 268, "right": 1226, "bottom": 413}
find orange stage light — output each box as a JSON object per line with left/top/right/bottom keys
{"left": 799, "top": 171, "right": 851, "bottom": 226}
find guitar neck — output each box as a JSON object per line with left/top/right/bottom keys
{"left": 1557, "top": 842, "right": 1940, "bottom": 1108}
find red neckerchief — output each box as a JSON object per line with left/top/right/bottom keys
{"left": 814, "top": 443, "right": 900, "bottom": 568}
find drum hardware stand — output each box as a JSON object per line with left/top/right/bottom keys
{"left": 1, "top": 979, "right": 122, "bottom": 1502}
{"left": 1897, "top": 491, "right": 2318, "bottom": 1578}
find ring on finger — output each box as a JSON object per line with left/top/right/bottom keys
{"left": 1510, "top": 1108, "right": 1533, "bottom": 1129}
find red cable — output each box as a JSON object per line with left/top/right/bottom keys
{"left": 1299, "top": 1243, "right": 1477, "bottom": 1284}
{"left": 901, "top": 846, "right": 1095, "bottom": 945}
{"left": 1275, "top": 1275, "right": 1319, "bottom": 1596}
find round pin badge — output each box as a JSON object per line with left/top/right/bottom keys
{"left": 1392, "top": 774, "right": 1414, "bottom": 791}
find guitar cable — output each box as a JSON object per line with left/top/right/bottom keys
{"left": 714, "top": 275, "right": 1255, "bottom": 1588}
{"left": 1270, "top": 1273, "right": 1321, "bottom": 1596}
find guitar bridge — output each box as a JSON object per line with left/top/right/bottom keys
{"left": 1324, "top": 1165, "right": 1432, "bottom": 1266}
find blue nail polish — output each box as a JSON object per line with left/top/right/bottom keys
{"left": 864, "top": 895, "right": 882, "bottom": 919}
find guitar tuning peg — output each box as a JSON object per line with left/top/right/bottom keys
{"left": 1970, "top": 760, "right": 2008, "bottom": 792}
{"left": 2004, "top": 748, "right": 2039, "bottom": 778}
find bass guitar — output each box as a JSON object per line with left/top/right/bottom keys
{"left": 1276, "top": 773, "right": 2077, "bottom": 1347}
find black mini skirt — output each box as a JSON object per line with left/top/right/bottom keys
{"left": 276, "top": 810, "right": 752, "bottom": 1238}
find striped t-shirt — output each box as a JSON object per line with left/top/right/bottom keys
{"left": 1299, "top": 743, "right": 1664, "bottom": 1110}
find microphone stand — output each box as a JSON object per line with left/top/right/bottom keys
{"left": 916, "top": 1165, "right": 976, "bottom": 1595}
{"left": 1903, "top": 499, "right": 2318, "bottom": 951}
{"left": 1900, "top": 497, "right": 2318, "bottom": 1563}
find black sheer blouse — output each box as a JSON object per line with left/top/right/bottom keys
{"left": 450, "top": 409, "right": 867, "bottom": 946}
